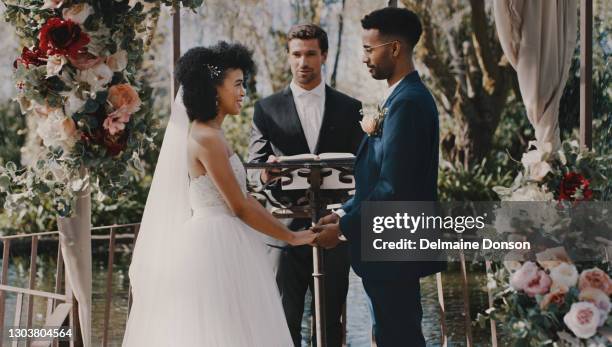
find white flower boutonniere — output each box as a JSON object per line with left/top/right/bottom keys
{"left": 359, "top": 105, "right": 387, "bottom": 137}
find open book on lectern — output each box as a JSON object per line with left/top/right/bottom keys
{"left": 277, "top": 153, "right": 355, "bottom": 190}
{"left": 277, "top": 152, "right": 355, "bottom": 162}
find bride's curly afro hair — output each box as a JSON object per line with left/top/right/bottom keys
{"left": 175, "top": 41, "right": 255, "bottom": 122}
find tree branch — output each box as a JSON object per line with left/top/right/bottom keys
{"left": 469, "top": 0, "right": 499, "bottom": 94}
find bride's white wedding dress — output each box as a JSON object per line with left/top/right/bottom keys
{"left": 122, "top": 154, "right": 293, "bottom": 346}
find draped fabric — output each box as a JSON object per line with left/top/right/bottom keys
{"left": 494, "top": 0, "right": 578, "bottom": 149}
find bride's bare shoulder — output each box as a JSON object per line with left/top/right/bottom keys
{"left": 189, "top": 124, "right": 226, "bottom": 156}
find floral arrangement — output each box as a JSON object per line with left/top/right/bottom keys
{"left": 359, "top": 104, "right": 387, "bottom": 137}
{"left": 0, "top": 0, "right": 203, "bottom": 217}
{"left": 478, "top": 140, "right": 612, "bottom": 345}
{"left": 493, "top": 140, "right": 609, "bottom": 202}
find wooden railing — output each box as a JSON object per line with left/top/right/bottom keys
{"left": 0, "top": 223, "right": 139, "bottom": 347}
{"left": 1, "top": 224, "right": 499, "bottom": 347}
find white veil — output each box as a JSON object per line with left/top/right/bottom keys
{"left": 128, "top": 87, "right": 191, "bottom": 296}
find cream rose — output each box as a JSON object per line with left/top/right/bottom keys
{"left": 106, "top": 50, "right": 128, "bottom": 72}
{"left": 579, "top": 288, "right": 611, "bottom": 327}
{"left": 359, "top": 115, "right": 377, "bottom": 135}
{"left": 62, "top": 3, "right": 93, "bottom": 25}
{"left": 536, "top": 247, "right": 572, "bottom": 271}
{"left": 41, "top": 0, "right": 64, "bottom": 9}
{"left": 579, "top": 268, "right": 612, "bottom": 295}
{"left": 563, "top": 302, "right": 600, "bottom": 339}
{"left": 63, "top": 91, "right": 86, "bottom": 117}
{"left": 76, "top": 63, "right": 113, "bottom": 93}
{"left": 549, "top": 263, "right": 579, "bottom": 289}
{"left": 46, "top": 55, "right": 67, "bottom": 78}
{"left": 36, "top": 109, "right": 78, "bottom": 151}
{"left": 507, "top": 183, "right": 555, "bottom": 201}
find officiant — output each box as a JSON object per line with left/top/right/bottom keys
{"left": 247, "top": 24, "right": 363, "bottom": 347}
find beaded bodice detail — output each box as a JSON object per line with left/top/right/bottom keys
{"left": 188, "top": 154, "right": 247, "bottom": 210}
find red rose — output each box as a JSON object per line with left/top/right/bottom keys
{"left": 13, "top": 47, "right": 47, "bottom": 68}
{"left": 559, "top": 172, "right": 593, "bottom": 201}
{"left": 38, "top": 18, "right": 90, "bottom": 58}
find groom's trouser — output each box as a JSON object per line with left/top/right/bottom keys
{"left": 362, "top": 279, "right": 425, "bottom": 347}
{"left": 276, "top": 242, "right": 350, "bottom": 347}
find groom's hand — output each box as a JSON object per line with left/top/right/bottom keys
{"left": 312, "top": 224, "right": 342, "bottom": 249}
{"left": 261, "top": 155, "right": 281, "bottom": 183}
{"left": 317, "top": 212, "right": 339, "bottom": 226}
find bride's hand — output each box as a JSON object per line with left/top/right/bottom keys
{"left": 288, "top": 230, "right": 317, "bottom": 246}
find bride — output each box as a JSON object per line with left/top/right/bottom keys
{"left": 122, "top": 42, "right": 315, "bottom": 346}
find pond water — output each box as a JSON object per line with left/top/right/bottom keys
{"left": 2, "top": 249, "right": 494, "bottom": 347}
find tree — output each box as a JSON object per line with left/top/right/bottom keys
{"left": 402, "top": 0, "right": 517, "bottom": 167}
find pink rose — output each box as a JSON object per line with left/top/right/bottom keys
{"left": 107, "top": 83, "right": 141, "bottom": 115}
{"left": 105, "top": 50, "right": 128, "bottom": 72}
{"left": 563, "top": 302, "right": 600, "bottom": 339}
{"left": 510, "top": 261, "right": 539, "bottom": 291}
{"left": 68, "top": 52, "right": 103, "bottom": 70}
{"left": 102, "top": 115, "right": 126, "bottom": 136}
{"left": 579, "top": 268, "right": 612, "bottom": 295}
{"left": 579, "top": 288, "right": 611, "bottom": 326}
{"left": 510, "top": 261, "right": 551, "bottom": 297}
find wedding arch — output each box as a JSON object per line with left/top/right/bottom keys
{"left": 0, "top": 1, "right": 203, "bottom": 346}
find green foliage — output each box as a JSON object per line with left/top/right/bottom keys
{"left": 0, "top": 101, "right": 25, "bottom": 166}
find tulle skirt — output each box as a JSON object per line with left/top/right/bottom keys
{"left": 122, "top": 206, "right": 293, "bottom": 346}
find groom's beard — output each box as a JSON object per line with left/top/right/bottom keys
{"left": 368, "top": 65, "right": 390, "bottom": 80}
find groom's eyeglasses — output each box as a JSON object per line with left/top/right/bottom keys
{"left": 363, "top": 41, "right": 399, "bottom": 56}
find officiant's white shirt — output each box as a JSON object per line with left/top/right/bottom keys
{"left": 290, "top": 79, "right": 326, "bottom": 153}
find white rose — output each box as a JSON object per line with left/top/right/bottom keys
{"left": 62, "top": 3, "right": 93, "bottom": 25}
{"left": 507, "top": 184, "right": 554, "bottom": 201}
{"left": 46, "top": 55, "right": 67, "bottom": 78}
{"left": 77, "top": 63, "right": 113, "bottom": 93}
{"left": 521, "top": 149, "right": 552, "bottom": 182}
{"left": 63, "top": 91, "right": 86, "bottom": 117}
{"left": 550, "top": 263, "right": 579, "bottom": 289}
{"left": 41, "top": 0, "right": 64, "bottom": 9}
{"left": 579, "top": 288, "right": 611, "bottom": 327}
{"left": 29, "top": 100, "right": 53, "bottom": 118}
{"left": 36, "top": 109, "right": 78, "bottom": 152}
{"left": 106, "top": 50, "right": 128, "bottom": 72}
{"left": 563, "top": 302, "right": 600, "bottom": 339}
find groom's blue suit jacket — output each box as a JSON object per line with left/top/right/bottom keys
{"left": 339, "top": 71, "right": 445, "bottom": 280}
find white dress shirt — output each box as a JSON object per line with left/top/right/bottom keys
{"left": 290, "top": 79, "right": 326, "bottom": 153}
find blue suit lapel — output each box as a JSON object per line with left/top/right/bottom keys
{"left": 355, "top": 72, "right": 420, "bottom": 162}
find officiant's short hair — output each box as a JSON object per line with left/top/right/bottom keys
{"left": 286, "top": 24, "right": 328, "bottom": 54}
{"left": 361, "top": 7, "right": 422, "bottom": 50}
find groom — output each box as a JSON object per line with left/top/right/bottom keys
{"left": 315, "top": 8, "right": 445, "bottom": 347}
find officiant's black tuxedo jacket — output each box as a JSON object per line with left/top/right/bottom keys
{"left": 248, "top": 84, "right": 364, "bottom": 230}
{"left": 249, "top": 84, "right": 363, "bottom": 161}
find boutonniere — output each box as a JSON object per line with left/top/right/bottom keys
{"left": 359, "top": 104, "right": 388, "bottom": 137}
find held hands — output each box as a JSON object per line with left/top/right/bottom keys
{"left": 311, "top": 212, "right": 343, "bottom": 249}
{"left": 260, "top": 155, "right": 282, "bottom": 183}
{"left": 288, "top": 229, "right": 318, "bottom": 246}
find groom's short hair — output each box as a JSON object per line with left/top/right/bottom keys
{"left": 361, "top": 7, "right": 422, "bottom": 51}
{"left": 286, "top": 24, "right": 329, "bottom": 54}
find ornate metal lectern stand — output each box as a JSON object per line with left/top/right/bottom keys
{"left": 245, "top": 158, "right": 355, "bottom": 347}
